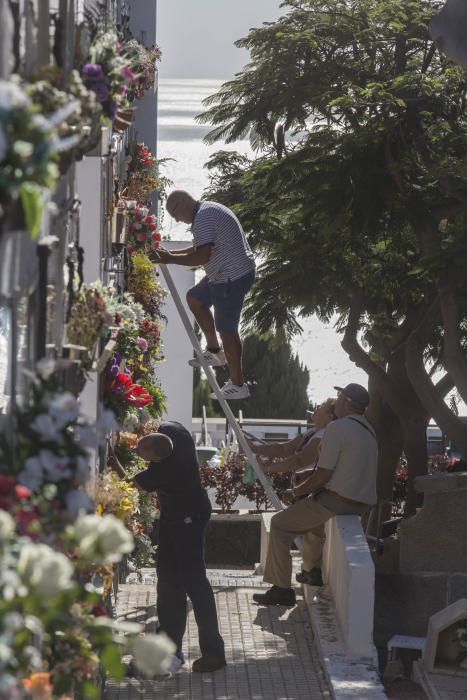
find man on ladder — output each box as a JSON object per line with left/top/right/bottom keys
{"left": 150, "top": 189, "right": 255, "bottom": 400}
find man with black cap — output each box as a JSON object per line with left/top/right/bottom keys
{"left": 253, "top": 382, "right": 377, "bottom": 606}
{"left": 132, "top": 422, "right": 226, "bottom": 675}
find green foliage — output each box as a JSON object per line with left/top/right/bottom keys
{"left": 201, "top": 0, "right": 467, "bottom": 345}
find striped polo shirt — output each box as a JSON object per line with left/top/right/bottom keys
{"left": 191, "top": 201, "right": 255, "bottom": 283}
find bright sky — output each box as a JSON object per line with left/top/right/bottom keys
{"left": 156, "top": 0, "right": 283, "bottom": 79}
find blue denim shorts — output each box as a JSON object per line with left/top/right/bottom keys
{"left": 187, "top": 270, "right": 255, "bottom": 333}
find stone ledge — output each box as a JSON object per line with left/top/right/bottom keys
{"left": 414, "top": 472, "right": 467, "bottom": 493}
{"left": 304, "top": 586, "right": 387, "bottom": 699}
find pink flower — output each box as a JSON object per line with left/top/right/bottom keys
{"left": 136, "top": 337, "right": 148, "bottom": 352}
{"left": 121, "top": 66, "right": 136, "bottom": 82}
{"left": 137, "top": 233, "right": 147, "bottom": 242}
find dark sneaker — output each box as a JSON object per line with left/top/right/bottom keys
{"left": 252, "top": 585, "right": 296, "bottom": 606}
{"left": 192, "top": 654, "right": 226, "bottom": 673}
{"left": 295, "top": 567, "right": 323, "bottom": 586}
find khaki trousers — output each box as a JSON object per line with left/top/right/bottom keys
{"left": 263, "top": 496, "right": 335, "bottom": 589}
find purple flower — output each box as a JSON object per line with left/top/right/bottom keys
{"left": 121, "top": 66, "right": 136, "bottom": 82}
{"left": 82, "top": 63, "right": 105, "bottom": 80}
{"left": 92, "top": 80, "right": 110, "bottom": 103}
{"left": 136, "top": 337, "right": 148, "bottom": 352}
{"left": 110, "top": 364, "right": 119, "bottom": 378}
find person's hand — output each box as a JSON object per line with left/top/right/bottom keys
{"left": 149, "top": 248, "right": 172, "bottom": 264}
{"left": 282, "top": 489, "right": 296, "bottom": 506}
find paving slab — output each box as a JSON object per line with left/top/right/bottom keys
{"left": 105, "top": 569, "right": 332, "bottom": 700}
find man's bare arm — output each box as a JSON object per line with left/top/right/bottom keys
{"left": 149, "top": 244, "right": 212, "bottom": 266}
{"left": 265, "top": 437, "right": 321, "bottom": 474}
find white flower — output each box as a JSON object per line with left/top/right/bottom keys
{"left": 31, "top": 113, "right": 51, "bottom": 132}
{"left": 17, "top": 543, "right": 74, "bottom": 599}
{"left": 23, "top": 645, "right": 42, "bottom": 670}
{"left": 18, "top": 456, "right": 43, "bottom": 491}
{"left": 39, "top": 450, "right": 71, "bottom": 482}
{"left": 122, "top": 413, "right": 139, "bottom": 433}
{"left": 36, "top": 358, "right": 56, "bottom": 380}
{"left": 48, "top": 392, "right": 79, "bottom": 427}
{"left": 30, "top": 414, "right": 63, "bottom": 444}
{"left": 134, "top": 223, "right": 142, "bottom": 231}
{"left": 65, "top": 489, "right": 93, "bottom": 520}
{"left": 131, "top": 633, "right": 176, "bottom": 676}
{"left": 0, "top": 511, "right": 14, "bottom": 541}
{"left": 73, "top": 513, "right": 134, "bottom": 564}
{"left": 0, "top": 126, "right": 7, "bottom": 163}
{"left": 0, "top": 80, "right": 30, "bottom": 110}
{"left": 12, "top": 140, "right": 33, "bottom": 158}
{"left": 126, "top": 200, "right": 137, "bottom": 210}
{"left": 139, "top": 207, "right": 149, "bottom": 216}
{"left": 2, "top": 612, "right": 23, "bottom": 632}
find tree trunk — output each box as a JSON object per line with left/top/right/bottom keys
{"left": 438, "top": 278, "right": 467, "bottom": 406}
{"left": 401, "top": 417, "right": 428, "bottom": 514}
{"left": 366, "top": 380, "right": 403, "bottom": 504}
{"left": 405, "top": 314, "right": 467, "bottom": 459}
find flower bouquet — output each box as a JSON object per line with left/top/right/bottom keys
{"left": 0, "top": 79, "right": 73, "bottom": 237}
{"left": 65, "top": 284, "right": 113, "bottom": 367}
{"left": 120, "top": 200, "right": 162, "bottom": 253}
{"left": 82, "top": 30, "right": 136, "bottom": 122}
{"left": 127, "top": 250, "right": 167, "bottom": 318}
{"left": 30, "top": 66, "right": 103, "bottom": 164}
{"left": 124, "top": 143, "right": 160, "bottom": 202}
{"left": 123, "top": 39, "right": 161, "bottom": 101}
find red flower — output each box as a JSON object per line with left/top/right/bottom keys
{"left": 144, "top": 216, "right": 154, "bottom": 224}
{"left": 149, "top": 224, "right": 157, "bottom": 231}
{"left": 15, "top": 485, "right": 31, "bottom": 500}
{"left": 137, "top": 233, "right": 147, "bottom": 242}
{"left": 152, "top": 232, "right": 161, "bottom": 241}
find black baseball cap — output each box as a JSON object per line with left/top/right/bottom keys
{"left": 334, "top": 383, "right": 369, "bottom": 408}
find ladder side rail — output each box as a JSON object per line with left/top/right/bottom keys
{"left": 159, "top": 264, "right": 283, "bottom": 511}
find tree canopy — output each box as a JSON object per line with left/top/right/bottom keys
{"left": 198, "top": 0, "right": 467, "bottom": 510}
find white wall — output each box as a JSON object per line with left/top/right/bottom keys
{"left": 75, "top": 157, "right": 104, "bottom": 283}
{"left": 323, "top": 515, "right": 375, "bottom": 657}
{"left": 155, "top": 242, "right": 195, "bottom": 429}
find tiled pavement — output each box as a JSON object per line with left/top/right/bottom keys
{"left": 105, "top": 569, "right": 333, "bottom": 700}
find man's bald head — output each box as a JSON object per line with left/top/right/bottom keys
{"left": 136, "top": 433, "right": 174, "bottom": 463}
{"left": 166, "top": 190, "right": 197, "bottom": 224}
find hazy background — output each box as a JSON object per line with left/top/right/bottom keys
{"left": 156, "top": 0, "right": 283, "bottom": 79}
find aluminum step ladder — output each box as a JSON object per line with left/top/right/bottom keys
{"left": 159, "top": 263, "right": 283, "bottom": 512}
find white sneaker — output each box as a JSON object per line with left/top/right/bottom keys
{"left": 208, "top": 380, "right": 250, "bottom": 400}
{"left": 156, "top": 654, "right": 184, "bottom": 679}
{"left": 188, "top": 349, "right": 227, "bottom": 368}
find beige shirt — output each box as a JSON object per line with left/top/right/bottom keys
{"left": 317, "top": 414, "right": 378, "bottom": 505}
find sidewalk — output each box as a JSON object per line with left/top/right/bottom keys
{"left": 105, "top": 569, "right": 333, "bottom": 700}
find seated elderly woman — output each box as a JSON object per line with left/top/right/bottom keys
{"left": 250, "top": 398, "right": 337, "bottom": 481}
